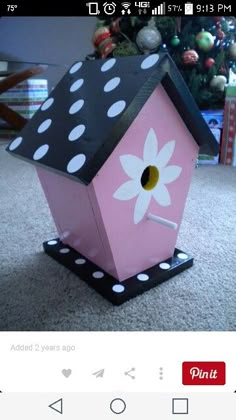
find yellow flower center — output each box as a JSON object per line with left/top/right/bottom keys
{"left": 141, "top": 165, "right": 159, "bottom": 191}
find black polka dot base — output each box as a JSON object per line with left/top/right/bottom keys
{"left": 43, "top": 239, "right": 193, "bottom": 305}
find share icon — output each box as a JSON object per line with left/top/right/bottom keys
{"left": 124, "top": 367, "right": 135, "bottom": 379}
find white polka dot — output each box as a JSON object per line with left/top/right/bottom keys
{"left": 75, "top": 258, "right": 86, "bottom": 265}
{"left": 137, "top": 273, "right": 149, "bottom": 281}
{"left": 67, "top": 154, "right": 86, "bottom": 174}
{"left": 69, "top": 62, "right": 83, "bottom": 74}
{"left": 41, "top": 98, "right": 54, "bottom": 111}
{"left": 159, "top": 263, "right": 170, "bottom": 270}
{"left": 112, "top": 284, "right": 125, "bottom": 293}
{"left": 9, "top": 136, "right": 23, "bottom": 151}
{"left": 68, "top": 124, "right": 86, "bottom": 141}
{"left": 69, "top": 99, "right": 84, "bottom": 115}
{"left": 101, "top": 58, "right": 116, "bottom": 72}
{"left": 47, "top": 240, "right": 58, "bottom": 245}
{"left": 107, "top": 100, "right": 126, "bottom": 118}
{"left": 70, "top": 79, "right": 84, "bottom": 92}
{"left": 33, "top": 144, "right": 49, "bottom": 161}
{"left": 37, "top": 119, "right": 52, "bottom": 133}
{"left": 141, "top": 54, "right": 159, "bottom": 70}
{"left": 92, "top": 271, "right": 104, "bottom": 279}
{"left": 104, "top": 77, "right": 121, "bottom": 92}
{"left": 177, "top": 253, "right": 188, "bottom": 260}
{"left": 59, "top": 248, "right": 70, "bottom": 254}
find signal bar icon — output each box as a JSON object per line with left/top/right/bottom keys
{"left": 152, "top": 2, "right": 166, "bottom": 14}
{"left": 158, "top": 2, "right": 166, "bottom": 14}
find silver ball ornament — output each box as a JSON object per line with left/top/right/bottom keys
{"left": 136, "top": 26, "right": 162, "bottom": 53}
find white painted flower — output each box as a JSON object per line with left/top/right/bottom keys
{"left": 113, "top": 128, "right": 182, "bottom": 224}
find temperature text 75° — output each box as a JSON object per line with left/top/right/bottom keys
{"left": 7, "top": 4, "right": 18, "bottom": 11}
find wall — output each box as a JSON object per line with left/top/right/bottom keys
{"left": 0, "top": 17, "right": 96, "bottom": 89}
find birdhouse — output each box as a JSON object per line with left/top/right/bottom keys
{"left": 7, "top": 53, "right": 219, "bottom": 305}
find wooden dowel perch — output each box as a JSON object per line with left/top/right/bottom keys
{"left": 147, "top": 213, "right": 178, "bottom": 230}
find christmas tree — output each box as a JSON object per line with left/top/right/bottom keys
{"left": 89, "top": 16, "right": 236, "bottom": 110}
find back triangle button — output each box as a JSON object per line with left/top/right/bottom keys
{"left": 49, "top": 398, "right": 63, "bottom": 414}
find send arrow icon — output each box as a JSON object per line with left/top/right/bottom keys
{"left": 49, "top": 398, "right": 63, "bottom": 414}
{"left": 92, "top": 369, "right": 105, "bottom": 378}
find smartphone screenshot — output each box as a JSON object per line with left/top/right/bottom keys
{"left": 0, "top": 3, "right": 235, "bottom": 418}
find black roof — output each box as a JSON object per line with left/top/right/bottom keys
{"left": 7, "top": 53, "right": 219, "bottom": 185}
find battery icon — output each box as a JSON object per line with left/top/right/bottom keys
{"left": 184, "top": 2, "right": 193, "bottom": 14}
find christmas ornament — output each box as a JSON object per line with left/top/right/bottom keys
{"left": 196, "top": 30, "right": 214, "bottom": 52}
{"left": 210, "top": 75, "right": 227, "bottom": 91}
{"left": 217, "top": 29, "right": 225, "bottom": 40}
{"left": 93, "top": 27, "right": 116, "bottom": 58}
{"left": 93, "top": 26, "right": 111, "bottom": 48}
{"left": 136, "top": 26, "right": 162, "bottom": 53}
{"left": 228, "top": 43, "right": 236, "bottom": 60}
{"left": 205, "top": 57, "right": 215, "bottom": 68}
{"left": 182, "top": 49, "right": 199, "bottom": 65}
{"left": 170, "top": 35, "right": 180, "bottom": 47}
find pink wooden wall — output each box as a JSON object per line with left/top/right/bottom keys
{"left": 37, "top": 168, "right": 119, "bottom": 277}
{"left": 91, "top": 84, "right": 199, "bottom": 280}
{"left": 37, "top": 84, "right": 199, "bottom": 282}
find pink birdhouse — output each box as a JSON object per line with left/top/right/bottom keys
{"left": 7, "top": 53, "right": 219, "bottom": 304}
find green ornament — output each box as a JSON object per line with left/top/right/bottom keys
{"left": 170, "top": 35, "right": 180, "bottom": 47}
{"left": 196, "top": 30, "right": 214, "bottom": 52}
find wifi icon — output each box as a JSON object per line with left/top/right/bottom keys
{"left": 121, "top": 2, "right": 131, "bottom": 14}
{"left": 121, "top": 2, "right": 131, "bottom": 8}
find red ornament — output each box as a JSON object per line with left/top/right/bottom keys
{"left": 205, "top": 58, "right": 215, "bottom": 68}
{"left": 93, "top": 27, "right": 111, "bottom": 48}
{"left": 98, "top": 39, "right": 116, "bottom": 58}
{"left": 182, "top": 49, "right": 199, "bottom": 65}
{"left": 217, "top": 29, "right": 225, "bottom": 40}
{"left": 93, "top": 26, "right": 116, "bottom": 58}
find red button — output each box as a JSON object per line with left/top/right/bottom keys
{"left": 182, "top": 362, "right": 226, "bottom": 385}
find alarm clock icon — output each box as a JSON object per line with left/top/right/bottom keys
{"left": 103, "top": 2, "right": 116, "bottom": 15}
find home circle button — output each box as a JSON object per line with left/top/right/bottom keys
{"left": 110, "top": 398, "right": 126, "bottom": 414}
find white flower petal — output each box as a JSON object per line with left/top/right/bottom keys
{"left": 134, "top": 191, "right": 151, "bottom": 224}
{"left": 153, "top": 184, "right": 171, "bottom": 207}
{"left": 143, "top": 128, "right": 158, "bottom": 163}
{"left": 161, "top": 165, "right": 182, "bottom": 184}
{"left": 155, "top": 140, "right": 176, "bottom": 168}
{"left": 113, "top": 180, "right": 140, "bottom": 201}
{"left": 120, "top": 155, "right": 144, "bottom": 179}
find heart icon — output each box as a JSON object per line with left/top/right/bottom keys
{"left": 62, "top": 369, "right": 72, "bottom": 378}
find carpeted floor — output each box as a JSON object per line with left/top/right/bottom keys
{"left": 0, "top": 142, "right": 236, "bottom": 331}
